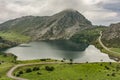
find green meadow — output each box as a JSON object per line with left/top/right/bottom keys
{"left": 0, "top": 53, "right": 16, "bottom": 80}
{"left": 0, "top": 31, "right": 30, "bottom": 43}
{"left": 14, "top": 63, "right": 120, "bottom": 80}
{"left": 110, "top": 48, "right": 120, "bottom": 53}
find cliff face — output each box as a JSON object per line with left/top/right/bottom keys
{"left": 102, "top": 22, "right": 120, "bottom": 47}
{"left": 0, "top": 9, "right": 92, "bottom": 40}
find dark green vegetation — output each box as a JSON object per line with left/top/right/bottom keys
{"left": 0, "top": 53, "right": 59, "bottom": 80}
{"left": 14, "top": 63, "right": 120, "bottom": 80}
{"left": 0, "top": 36, "right": 17, "bottom": 50}
{"left": 71, "top": 26, "right": 106, "bottom": 45}
{"left": 0, "top": 31, "right": 30, "bottom": 49}
{"left": 0, "top": 53, "right": 17, "bottom": 80}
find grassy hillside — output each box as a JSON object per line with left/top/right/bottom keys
{"left": 71, "top": 26, "right": 106, "bottom": 44}
{"left": 0, "top": 53, "right": 16, "bottom": 80}
{"left": 14, "top": 63, "right": 120, "bottom": 80}
{"left": 110, "top": 48, "right": 120, "bottom": 53}
{"left": 101, "top": 23, "right": 120, "bottom": 48}
{"left": 0, "top": 31, "right": 31, "bottom": 43}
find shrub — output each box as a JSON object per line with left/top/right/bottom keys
{"left": 109, "top": 62, "right": 112, "bottom": 65}
{"left": 100, "top": 64, "right": 102, "bottom": 66}
{"left": 33, "top": 67, "right": 40, "bottom": 71}
{"left": 105, "top": 66, "right": 110, "bottom": 70}
{"left": 37, "top": 72, "right": 42, "bottom": 75}
{"left": 116, "top": 65, "right": 120, "bottom": 71}
{"left": 45, "top": 66, "right": 55, "bottom": 71}
{"left": 26, "top": 68, "right": 32, "bottom": 73}
{"left": 111, "top": 73, "right": 116, "bottom": 77}
{"left": 18, "top": 71, "right": 23, "bottom": 74}
{"left": 16, "top": 74, "right": 20, "bottom": 77}
{"left": 107, "top": 74, "right": 110, "bottom": 76}
{"left": 79, "top": 78, "right": 83, "bottom": 80}
{"left": 40, "top": 59, "right": 46, "bottom": 61}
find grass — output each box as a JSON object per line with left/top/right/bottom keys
{"left": 0, "top": 53, "right": 58, "bottom": 80}
{"left": 14, "top": 62, "right": 120, "bottom": 80}
{"left": 110, "top": 48, "right": 120, "bottom": 53}
{"left": 94, "top": 40, "right": 120, "bottom": 59}
{"left": 17, "top": 59, "right": 59, "bottom": 64}
{"left": 0, "top": 53, "right": 16, "bottom": 80}
{"left": 0, "top": 31, "right": 31, "bottom": 43}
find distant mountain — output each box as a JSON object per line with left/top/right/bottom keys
{"left": 102, "top": 22, "right": 120, "bottom": 47}
{"left": 0, "top": 9, "right": 92, "bottom": 40}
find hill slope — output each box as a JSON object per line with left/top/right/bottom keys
{"left": 102, "top": 22, "right": 120, "bottom": 48}
{"left": 0, "top": 9, "right": 92, "bottom": 40}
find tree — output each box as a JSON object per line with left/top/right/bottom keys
{"left": 63, "top": 58, "right": 66, "bottom": 62}
{"left": 70, "top": 59, "right": 73, "bottom": 64}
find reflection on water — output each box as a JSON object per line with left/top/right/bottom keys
{"left": 4, "top": 41, "right": 115, "bottom": 62}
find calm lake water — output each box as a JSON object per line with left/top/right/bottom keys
{"left": 4, "top": 41, "right": 115, "bottom": 63}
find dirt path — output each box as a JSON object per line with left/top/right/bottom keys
{"left": 98, "top": 31, "right": 120, "bottom": 54}
{"left": 7, "top": 62, "right": 64, "bottom": 80}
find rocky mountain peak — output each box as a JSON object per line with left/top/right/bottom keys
{"left": 0, "top": 9, "right": 92, "bottom": 40}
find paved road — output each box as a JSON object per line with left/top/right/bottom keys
{"left": 98, "top": 31, "right": 120, "bottom": 54}
{"left": 7, "top": 62, "right": 65, "bottom": 80}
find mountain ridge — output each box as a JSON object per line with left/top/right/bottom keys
{"left": 0, "top": 9, "right": 92, "bottom": 40}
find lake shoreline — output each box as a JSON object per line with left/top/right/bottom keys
{"left": 4, "top": 41, "right": 115, "bottom": 63}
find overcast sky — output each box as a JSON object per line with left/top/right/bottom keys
{"left": 0, "top": 0, "right": 120, "bottom": 25}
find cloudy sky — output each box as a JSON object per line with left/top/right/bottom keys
{"left": 0, "top": 0, "right": 120, "bottom": 25}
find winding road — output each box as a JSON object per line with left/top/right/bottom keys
{"left": 7, "top": 62, "right": 65, "bottom": 80}
{"left": 98, "top": 31, "right": 120, "bottom": 54}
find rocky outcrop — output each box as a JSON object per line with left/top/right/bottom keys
{"left": 102, "top": 22, "right": 120, "bottom": 47}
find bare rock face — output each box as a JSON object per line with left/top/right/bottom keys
{"left": 0, "top": 9, "right": 92, "bottom": 40}
{"left": 102, "top": 22, "right": 120, "bottom": 47}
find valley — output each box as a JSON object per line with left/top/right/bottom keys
{"left": 0, "top": 9, "right": 120, "bottom": 80}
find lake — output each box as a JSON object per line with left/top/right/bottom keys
{"left": 4, "top": 40, "right": 115, "bottom": 63}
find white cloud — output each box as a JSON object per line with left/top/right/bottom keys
{"left": 84, "top": 10, "right": 118, "bottom": 25}
{"left": 0, "top": 0, "right": 120, "bottom": 25}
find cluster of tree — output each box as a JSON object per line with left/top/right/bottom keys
{"left": 15, "top": 65, "right": 55, "bottom": 77}
{"left": 45, "top": 66, "right": 55, "bottom": 71}
{"left": 71, "top": 27, "right": 106, "bottom": 45}
{"left": 15, "top": 66, "right": 40, "bottom": 77}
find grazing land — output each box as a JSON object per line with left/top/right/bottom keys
{"left": 0, "top": 53, "right": 16, "bottom": 80}
{"left": 110, "top": 48, "right": 120, "bottom": 53}
{"left": 0, "top": 31, "right": 30, "bottom": 43}
{"left": 14, "top": 63, "right": 120, "bottom": 80}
